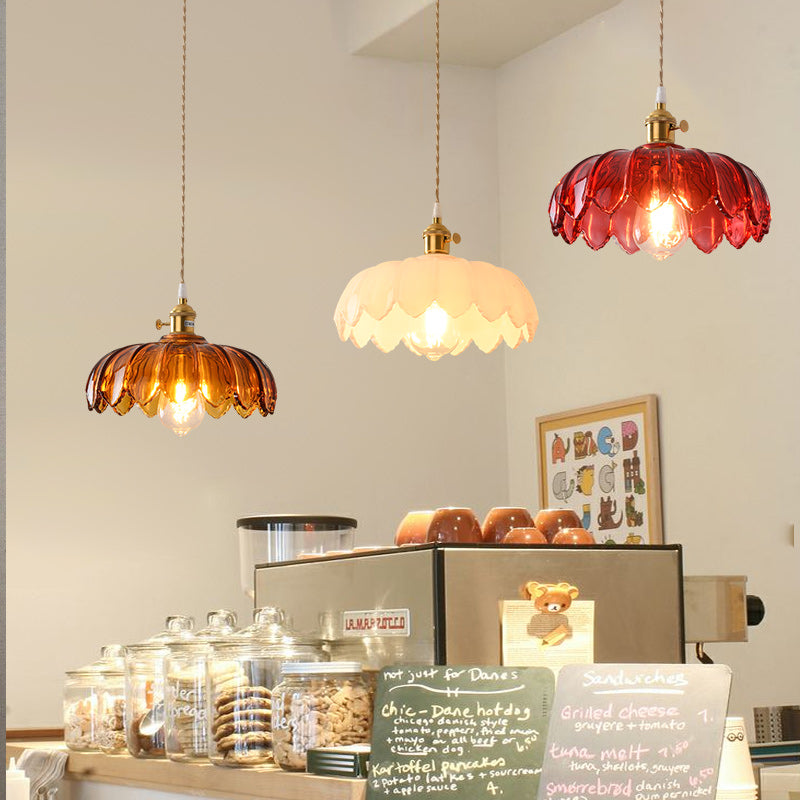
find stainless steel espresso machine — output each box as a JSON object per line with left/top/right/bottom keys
{"left": 254, "top": 543, "right": 685, "bottom": 666}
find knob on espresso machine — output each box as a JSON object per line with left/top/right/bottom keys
{"left": 746, "top": 594, "right": 766, "bottom": 627}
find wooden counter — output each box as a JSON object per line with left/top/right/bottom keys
{"left": 6, "top": 742, "right": 366, "bottom": 800}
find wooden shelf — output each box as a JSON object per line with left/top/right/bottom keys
{"left": 6, "top": 742, "right": 366, "bottom": 800}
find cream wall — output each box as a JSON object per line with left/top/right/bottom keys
{"left": 6, "top": 0, "right": 507, "bottom": 725}
{"left": 498, "top": 0, "right": 800, "bottom": 721}
{"left": 8, "top": 0, "right": 799, "bottom": 730}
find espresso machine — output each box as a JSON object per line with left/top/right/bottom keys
{"left": 254, "top": 543, "right": 685, "bottom": 666}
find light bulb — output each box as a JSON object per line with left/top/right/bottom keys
{"left": 405, "top": 301, "right": 459, "bottom": 361}
{"left": 158, "top": 381, "right": 204, "bottom": 437}
{"left": 633, "top": 198, "right": 688, "bottom": 261}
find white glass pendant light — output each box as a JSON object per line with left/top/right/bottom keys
{"left": 334, "top": 0, "right": 538, "bottom": 361}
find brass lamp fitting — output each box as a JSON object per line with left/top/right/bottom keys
{"left": 645, "top": 103, "right": 689, "bottom": 144}
{"left": 156, "top": 297, "right": 197, "bottom": 334}
{"left": 423, "top": 217, "right": 461, "bottom": 255}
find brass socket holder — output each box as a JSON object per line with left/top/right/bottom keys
{"left": 423, "top": 217, "right": 461, "bottom": 255}
{"left": 156, "top": 298, "right": 197, "bottom": 334}
{"left": 645, "top": 103, "right": 689, "bottom": 144}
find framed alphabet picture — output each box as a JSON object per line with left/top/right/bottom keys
{"left": 536, "top": 394, "right": 663, "bottom": 544}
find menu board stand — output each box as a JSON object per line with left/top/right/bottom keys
{"left": 368, "top": 665, "right": 555, "bottom": 800}
{"left": 537, "top": 664, "right": 732, "bottom": 800}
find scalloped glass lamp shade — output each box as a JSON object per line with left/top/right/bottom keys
{"left": 86, "top": 332, "right": 277, "bottom": 436}
{"left": 549, "top": 143, "right": 770, "bottom": 259}
{"left": 334, "top": 252, "right": 539, "bottom": 360}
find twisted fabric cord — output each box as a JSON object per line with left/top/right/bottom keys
{"left": 658, "top": 0, "right": 664, "bottom": 87}
{"left": 434, "top": 0, "right": 440, "bottom": 206}
{"left": 180, "top": 0, "right": 187, "bottom": 283}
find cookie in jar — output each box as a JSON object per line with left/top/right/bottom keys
{"left": 207, "top": 642, "right": 276, "bottom": 766}
{"left": 272, "top": 662, "right": 374, "bottom": 771}
{"left": 207, "top": 607, "right": 326, "bottom": 768}
{"left": 164, "top": 609, "right": 241, "bottom": 763}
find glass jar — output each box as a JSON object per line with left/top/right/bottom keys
{"left": 207, "top": 607, "right": 325, "bottom": 767}
{"left": 64, "top": 644, "right": 126, "bottom": 753}
{"left": 64, "top": 669, "right": 100, "bottom": 751}
{"left": 124, "top": 615, "right": 195, "bottom": 759}
{"left": 272, "top": 662, "right": 374, "bottom": 772}
{"left": 164, "top": 610, "right": 240, "bottom": 762}
{"left": 164, "top": 641, "right": 212, "bottom": 762}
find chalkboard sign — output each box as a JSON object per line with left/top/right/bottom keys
{"left": 538, "top": 664, "right": 732, "bottom": 800}
{"left": 368, "top": 665, "right": 555, "bottom": 799}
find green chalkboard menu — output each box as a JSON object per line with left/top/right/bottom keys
{"left": 368, "top": 665, "right": 555, "bottom": 799}
{"left": 538, "top": 664, "right": 732, "bottom": 800}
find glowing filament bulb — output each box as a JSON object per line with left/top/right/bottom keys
{"left": 158, "top": 380, "right": 204, "bottom": 437}
{"left": 423, "top": 302, "right": 449, "bottom": 346}
{"left": 634, "top": 198, "right": 688, "bottom": 261}
{"left": 405, "top": 301, "right": 458, "bottom": 361}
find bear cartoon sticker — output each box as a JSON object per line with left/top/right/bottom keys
{"left": 523, "top": 581, "right": 580, "bottom": 647}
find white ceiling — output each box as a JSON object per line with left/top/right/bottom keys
{"left": 340, "top": 0, "right": 624, "bottom": 68}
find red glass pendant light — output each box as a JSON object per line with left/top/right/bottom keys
{"left": 549, "top": 0, "right": 770, "bottom": 261}
{"left": 86, "top": 0, "right": 276, "bottom": 436}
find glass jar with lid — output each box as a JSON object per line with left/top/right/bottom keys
{"left": 64, "top": 669, "right": 100, "bottom": 752}
{"left": 64, "top": 644, "right": 126, "bottom": 752}
{"left": 164, "top": 610, "right": 239, "bottom": 762}
{"left": 271, "top": 661, "right": 374, "bottom": 771}
{"left": 124, "top": 615, "right": 195, "bottom": 759}
{"left": 207, "top": 607, "right": 326, "bottom": 767}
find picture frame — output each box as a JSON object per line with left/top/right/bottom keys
{"left": 536, "top": 394, "right": 663, "bottom": 545}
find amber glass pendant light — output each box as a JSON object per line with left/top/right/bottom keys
{"left": 86, "top": 0, "right": 276, "bottom": 436}
{"left": 334, "top": 0, "right": 538, "bottom": 360}
{"left": 549, "top": 0, "right": 770, "bottom": 260}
